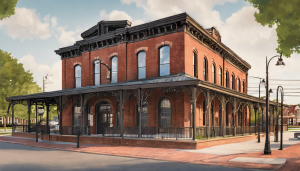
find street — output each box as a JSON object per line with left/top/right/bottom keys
{"left": 0, "top": 142, "right": 262, "bottom": 171}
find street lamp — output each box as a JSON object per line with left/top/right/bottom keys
{"left": 264, "top": 54, "right": 285, "bottom": 155}
{"left": 43, "top": 74, "right": 53, "bottom": 92}
{"left": 276, "top": 86, "right": 284, "bottom": 150}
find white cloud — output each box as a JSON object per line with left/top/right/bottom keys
{"left": 0, "top": 7, "right": 51, "bottom": 40}
{"left": 51, "top": 16, "right": 58, "bottom": 27}
{"left": 100, "top": 10, "right": 144, "bottom": 26}
{"left": 19, "top": 54, "right": 62, "bottom": 92}
{"left": 121, "top": 0, "right": 238, "bottom": 28}
{"left": 55, "top": 26, "right": 82, "bottom": 46}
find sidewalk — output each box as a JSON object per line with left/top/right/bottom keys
{"left": 0, "top": 132, "right": 299, "bottom": 170}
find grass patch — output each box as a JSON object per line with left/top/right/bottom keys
{"left": 0, "top": 127, "right": 12, "bottom": 130}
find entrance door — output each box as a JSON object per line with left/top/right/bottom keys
{"left": 96, "top": 102, "right": 113, "bottom": 134}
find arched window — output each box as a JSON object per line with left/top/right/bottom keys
{"left": 193, "top": 52, "right": 198, "bottom": 78}
{"left": 242, "top": 81, "right": 245, "bottom": 93}
{"left": 111, "top": 56, "right": 118, "bottom": 83}
{"left": 212, "top": 64, "right": 216, "bottom": 84}
{"left": 159, "top": 98, "right": 171, "bottom": 127}
{"left": 138, "top": 51, "right": 146, "bottom": 79}
{"left": 231, "top": 74, "right": 235, "bottom": 90}
{"left": 159, "top": 46, "right": 170, "bottom": 76}
{"left": 75, "top": 65, "right": 81, "bottom": 88}
{"left": 203, "top": 57, "right": 207, "bottom": 81}
{"left": 94, "top": 60, "right": 100, "bottom": 85}
{"left": 237, "top": 78, "right": 240, "bottom": 92}
{"left": 73, "top": 103, "right": 81, "bottom": 127}
{"left": 219, "top": 68, "right": 222, "bottom": 86}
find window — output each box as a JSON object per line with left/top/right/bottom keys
{"left": 73, "top": 104, "right": 81, "bottom": 127}
{"left": 94, "top": 60, "right": 100, "bottom": 85}
{"left": 159, "top": 46, "right": 170, "bottom": 76}
{"left": 212, "top": 64, "right": 216, "bottom": 84}
{"left": 231, "top": 74, "right": 235, "bottom": 90}
{"left": 237, "top": 78, "right": 240, "bottom": 92}
{"left": 159, "top": 98, "right": 171, "bottom": 127}
{"left": 219, "top": 68, "right": 222, "bottom": 86}
{"left": 225, "top": 72, "right": 229, "bottom": 88}
{"left": 111, "top": 56, "right": 118, "bottom": 83}
{"left": 136, "top": 101, "right": 148, "bottom": 127}
{"left": 138, "top": 51, "right": 146, "bottom": 79}
{"left": 203, "top": 58, "right": 207, "bottom": 81}
{"left": 193, "top": 52, "right": 198, "bottom": 78}
{"left": 242, "top": 81, "right": 245, "bottom": 93}
{"left": 75, "top": 65, "right": 81, "bottom": 88}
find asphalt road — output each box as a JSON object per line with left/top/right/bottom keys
{"left": 0, "top": 142, "right": 263, "bottom": 171}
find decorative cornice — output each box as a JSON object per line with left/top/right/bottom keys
{"left": 55, "top": 12, "right": 251, "bottom": 73}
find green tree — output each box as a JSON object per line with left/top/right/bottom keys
{"left": 247, "top": 0, "right": 300, "bottom": 57}
{"left": 0, "top": 0, "right": 18, "bottom": 20}
{"left": 0, "top": 50, "right": 41, "bottom": 131}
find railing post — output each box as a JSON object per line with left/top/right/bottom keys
{"left": 77, "top": 129, "right": 80, "bottom": 148}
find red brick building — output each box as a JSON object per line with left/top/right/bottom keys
{"left": 6, "top": 13, "right": 278, "bottom": 140}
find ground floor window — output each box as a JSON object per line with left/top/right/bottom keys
{"left": 136, "top": 101, "right": 148, "bottom": 127}
{"left": 74, "top": 104, "right": 81, "bottom": 127}
{"left": 159, "top": 98, "right": 171, "bottom": 127}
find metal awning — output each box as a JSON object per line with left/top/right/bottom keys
{"left": 5, "top": 73, "right": 199, "bottom": 102}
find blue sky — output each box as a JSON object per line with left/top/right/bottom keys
{"left": 0, "top": 0, "right": 299, "bottom": 104}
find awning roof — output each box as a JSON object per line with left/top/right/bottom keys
{"left": 5, "top": 73, "right": 199, "bottom": 102}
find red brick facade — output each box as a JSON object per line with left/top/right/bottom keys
{"left": 59, "top": 15, "right": 250, "bottom": 133}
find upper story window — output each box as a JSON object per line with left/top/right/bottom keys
{"left": 231, "top": 74, "right": 235, "bottom": 90}
{"left": 212, "top": 64, "right": 216, "bottom": 84}
{"left": 225, "top": 71, "right": 229, "bottom": 88}
{"left": 219, "top": 68, "right": 222, "bottom": 86}
{"left": 159, "top": 46, "right": 170, "bottom": 76}
{"left": 138, "top": 51, "right": 146, "bottom": 79}
{"left": 193, "top": 52, "right": 198, "bottom": 78}
{"left": 111, "top": 56, "right": 118, "bottom": 83}
{"left": 94, "top": 60, "right": 100, "bottom": 85}
{"left": 75, "top": 65, "right": 81, "bottom": 88}
{"left": 242, "top": 81, "right": 245, "bottom": 93}
{"left": 203, "top": 58, "right": 208, "bottom": 81}
{"left": 237, "top": 78, "right": 240, "bottom": 92}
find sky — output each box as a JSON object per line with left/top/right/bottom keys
{"left": 0, "top": 0, "right": 299, "bottom": 105}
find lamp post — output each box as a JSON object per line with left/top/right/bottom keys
{"left": 276, "top": 86, "right": 284, "bottom": 150}
{"left": 43, "top": 74, "right": 53, "bottom": 92}
{"left": 264, "top": 54, "right": 285, "bottom": 155}
{"left": 36, "top": 106, "right": 45, "bottom": 142}
{"left": 258, "top": 79, "right": 266, "bottom": 143}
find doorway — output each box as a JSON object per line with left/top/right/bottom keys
{"left": 96, "top": 101, "right": 113, "bottom": 134}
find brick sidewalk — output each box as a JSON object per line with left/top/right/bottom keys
{"left": 1, "top": 136, "right": 297, "bottom": 170}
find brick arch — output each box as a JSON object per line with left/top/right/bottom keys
{"left": 155, "top": 41, "right": 173, "bottom": 48}
{"left": 135, "top": 47, "right": 148, "bottom": 54}
{"left": 108, "top": 52, "right": 118, "bottom": 60}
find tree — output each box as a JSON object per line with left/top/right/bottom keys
{"left": 0, "top": 0, "right": 18, "bottom": 20}
{"left": 247, "top": 0, "right": 300, "bottom": 57}
{"left": 0, "top": 50, "right": 41, "bottom": 131}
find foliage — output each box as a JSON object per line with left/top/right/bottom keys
{"left": 0, "top": 0, "right": 18, "bottom": 20}
{"left": 0, "top": 50, "right": 41, "bottom": 121}
{"left": 247, "top": 0, "right": 300, "bottom": 57}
